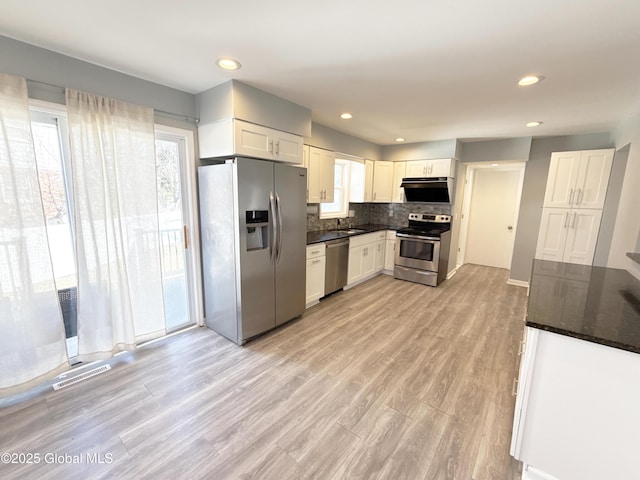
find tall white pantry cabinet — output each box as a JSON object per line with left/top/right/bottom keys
{"left": 535, "top": 149, "right": 614, "bottom": 265}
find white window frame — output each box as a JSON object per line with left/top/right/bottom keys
{"left": 319, "top": 159, "right": 351, "bottom": 219}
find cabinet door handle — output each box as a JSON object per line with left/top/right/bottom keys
{"left": 577, "top": 188, "right": 583, "bottom": 205}
{"left": 374, "top": 192, "right": 376, "bottom": 200}
{"left": 569, "top": 188, "right": 574, "bottom": 205}
{"left": 572, "top": 212, "right": 577, "bottom": 229}
{"left": 512, "top": 377, "right": 519, "bottom": 397}
{"left": 269, "top": 140, "right": 274, "bottom": 154}
{"left": 564, "top": 212, "right": 569, "bottom": 228}
{"left": 275, "top": 141, "right": 280, "bottom": 156}
{"left": 312, "top": 259, "right": 321, "bottom": 264}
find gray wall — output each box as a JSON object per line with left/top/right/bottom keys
{"left": 460, "top": 137, "right": 532, "bottom": 163}
{"left": 509, "top": 132, "right": 614, "bottom": 282}
{"left": 306, "top": 123, "right": 382, "bottom": 160}
{"left": 196, "top": 80, "right": 312, "bottom": 137}
{"left": 608, "top": 112, "right": 640, "bottom": 279}
{"left": 0, "top": 35, "right": 197, "bottom": 128}
{"left": 381, "top": 138, "right": 459, "bottom": 161}
{"left": 593, "top": 145, "right": 629, "bottom": 266}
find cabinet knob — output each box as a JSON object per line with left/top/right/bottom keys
{"left": 507, "top": 225, "right": 513, "bottom": 231}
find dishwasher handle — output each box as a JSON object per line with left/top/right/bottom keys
{"left": 326, "top": 239, "right": 349, "bottom": 249}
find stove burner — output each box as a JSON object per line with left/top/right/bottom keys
{"left": 398, "top": 212, "right": 451, "bottom": 238}
{"left": 396, "top": 225, "right": 450, "bottom": 238}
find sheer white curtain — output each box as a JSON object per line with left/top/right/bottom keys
{"left": 0, "top": 74, "right": 69, "bottom": 395}
{"left": 66, "top": 89, "right": 166, "bottom": 362}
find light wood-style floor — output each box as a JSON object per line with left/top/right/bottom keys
{"left": 0, "top": 264, "right": 527, "bottom": 480}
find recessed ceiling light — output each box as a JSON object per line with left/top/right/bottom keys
{"left": 526, "top": 121, "right": 543, "bottom": 127}
{"left": 216, "top": 57, "right": 241, "bottom": 70}
{"left": 340, "top": 113, "right": 353, "bottom": 119}
{"left": 518, "top": 75, "right": 541, "bottom": 86}
{"left": 491, "top": 163, "right": 499, "bottom": 167}
{"left": 395, "top": 137, "right": 405, "bottom": 142}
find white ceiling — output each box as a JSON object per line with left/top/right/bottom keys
{"left": 2, "top": 0, "right": 640, "bottom": 145}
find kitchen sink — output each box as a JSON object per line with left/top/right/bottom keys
{"left": 330, "top": 228, "right": 366, "bottom": 234}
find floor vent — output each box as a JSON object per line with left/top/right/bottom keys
{"left": 52, "top": 364, "right": 111, "bottom": 391}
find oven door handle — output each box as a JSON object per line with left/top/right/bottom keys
{"left": 396, "top": 233, "right": 439, "bottom": 242}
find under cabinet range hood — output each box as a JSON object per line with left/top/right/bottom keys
{"left": 401, "top": 177, "right": 454, "bottom": 203}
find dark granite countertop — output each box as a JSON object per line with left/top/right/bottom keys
{"left": 307, "top": 224, "right": 403, "bottom": 245}
{"left": 527, "top": 259, "right": 640, "bottom": 354}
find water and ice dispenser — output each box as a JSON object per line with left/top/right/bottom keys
{"left": 245, "top": 210, "right": 269, "bottom": 251}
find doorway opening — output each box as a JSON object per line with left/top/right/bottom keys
{"left": 457, "top": 162, "right": 526, "bottom": 271}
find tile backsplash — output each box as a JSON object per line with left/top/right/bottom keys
{"left": 307, "top": 202, "right": 452, "bottom": 231}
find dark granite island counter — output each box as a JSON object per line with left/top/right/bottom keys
{"left": 527, "top": 259, "right": 640, "bottom": 353}
{"left": 511, "top": 259, "right": 640, "bottom": 480}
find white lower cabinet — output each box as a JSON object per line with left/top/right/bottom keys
{"left": 383, "top": 230, "right": 396, "bottom": 273}
{"left": 347, "top": 231, "right": 386, "bottom": 287}
{"left": 305, "top": 244, "right": 325, "bottom": 307}
{"left": 511, "top": 328, "right": 640, "bottom": 480}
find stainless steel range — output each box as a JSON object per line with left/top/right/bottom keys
{"left": 394, "top": 213, "right": 452, "bottom": 287}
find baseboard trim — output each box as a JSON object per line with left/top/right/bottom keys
{"left": 446, "top": 267, "right": 458, "bottom": 280}
{"left": 507, "top": 278, "right": 530, "bottom": 288}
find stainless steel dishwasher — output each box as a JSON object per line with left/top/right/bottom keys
{"left": 324, "top": 238, "right": 349, "bottom": 295}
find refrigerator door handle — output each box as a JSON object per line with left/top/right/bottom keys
{"left": 276, "top": 192, "right": 284, "bottom": 263}
{"left": 269, "top": 191, "right": 277, "bottom": 262}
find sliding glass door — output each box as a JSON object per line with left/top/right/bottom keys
{"left": 155, "top": 130, "right": 196, "bottom": 332}
{"left": 29, "top": 105, "right": 198, "bottom": 361}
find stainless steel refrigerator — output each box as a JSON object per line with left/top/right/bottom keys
{"left": 198, "top": 157, "right": 307, "bottom": 345}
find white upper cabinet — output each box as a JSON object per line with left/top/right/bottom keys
{"left": 307, "top": 146, "right": 335, "bottom": 203}
{"left": 405, "top": 158, "right": 455, "bottom": 178}
{"left": 563, "top": 209, "right": 604, "bottom": 264}
{"left": 536, "top": 148, "right": 613, "bottom": 266}
{"left": 392, "top": 161, "right": 406, "bottom": 203}
{"left": 429, "top": 158, "right": 456, "bottom": 177}
{"left": 199, "top": 119, "right": 304, "bottom": 165}
{"left": 405, "top": 160, "right": 429, "bottom": 177}
{"left": 543, "top": 149, "right": 614, "bottom": 209}
{"left": 536, "top": 207, "right": 603, "bottom": 265}
{"left": 364, "top": 160, "right": 374, "bottom": 202}
{"left": 372, "top": 161, "right": 394, "bottom": 202}
{"left": 302, "top": 144, "right": 309, "bottom": 169}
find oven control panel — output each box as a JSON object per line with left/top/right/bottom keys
{"left": 408, "top": 213, "right": 451, "bottom": 223}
